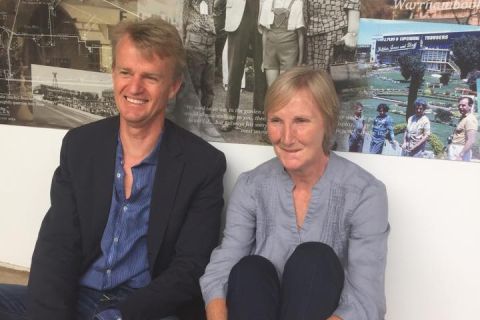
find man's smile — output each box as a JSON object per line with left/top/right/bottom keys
{"left": 125, "top": 96, "right": 148, "bottom": 105}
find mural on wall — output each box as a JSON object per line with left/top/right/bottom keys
{"left": 0, "top": 0, "right": 139, "bottom": 128}
{"left": 1, "top": 0, "right": 479, "bottom": 162}
{"left": 336, "top": 0, "right": 480, "bottom": 161}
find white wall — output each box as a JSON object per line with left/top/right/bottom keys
{"left": 1, "top": 123, "right": 479, "bottom": 319}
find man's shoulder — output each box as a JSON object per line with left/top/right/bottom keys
{"left": 65, "top": 116, "right": 118, "bottom": 141}
{"left": 466, "top": 113, "right": 478, "bottom": 124}
{"left": 62, "top": 117, "right": 118, "bottom": 152}
{"left": 164, "top": 119, "right": 225, "bottom": 163}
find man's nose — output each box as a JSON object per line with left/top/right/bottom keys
{"left": 128, "top": 76, "right": 144, "bottom": 93}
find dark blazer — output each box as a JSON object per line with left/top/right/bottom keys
{"left": 27, "top": 116, "right": 226, "bottom": 320}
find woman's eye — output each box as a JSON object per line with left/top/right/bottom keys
{"left": 294, "top": 117, "right": 309, "bottom": 123}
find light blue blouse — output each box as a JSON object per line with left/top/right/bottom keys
{"left": 200, "top": 152, "right": 389, "bottom": 320}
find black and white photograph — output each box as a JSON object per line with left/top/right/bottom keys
{"left": 30, "top": 64, "right": 114, "bottom": 128}
{"left": 0, "top": 0, "right": 137, "bottom": 126}
{"left": 1, "top": 0, "right": 366, "bottom": 145}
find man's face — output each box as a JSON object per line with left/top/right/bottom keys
{"left": 112, "top": 35, "right": 181, "bottom": 130}
{"left": 458, "top": 98, "right": 472, "bottom": 116}
{"left": 354, "top": 106, "right": 363, "bottom": 117}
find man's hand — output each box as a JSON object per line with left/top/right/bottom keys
{"left": 327, "top": 315, "right": 343, "bottom": 320}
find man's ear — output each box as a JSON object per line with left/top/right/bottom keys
{"left": 169, "top": 77, "right": 183, "bottom": 100}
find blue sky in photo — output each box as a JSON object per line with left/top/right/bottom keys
{"left": 358, "top": 18, "right": 480, "bottom": 45}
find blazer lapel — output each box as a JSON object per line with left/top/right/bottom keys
{"left": 91, "top": 117, "right": 119, "bottom": 245}
{"left": 147, "top": 120, "right": 185, "bottom": 270}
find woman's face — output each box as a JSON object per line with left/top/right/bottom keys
{"left": 378, "top": 107, "right": 387, "bottom": 117}
{"left": 267, "top": 89, "right": 327, "bottom": 176}
{"left": 415, "top": 104, "right": 425, "bottom": 116}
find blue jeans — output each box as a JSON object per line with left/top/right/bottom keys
{"left": 0, "top": 283, "right": 178, "bottom": 320}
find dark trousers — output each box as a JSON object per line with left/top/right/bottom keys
{"left": 227, "top": 242, "right": 344, "bottom": 320}
{"left": 226, "top": 0, "right": 266, "bottom": 130}
{"left": 0, "top": 284, "right": 179, "bottom": 320}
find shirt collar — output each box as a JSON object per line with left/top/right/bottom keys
{"left": 116, "top": 133, "right": 163, "bottom": 166}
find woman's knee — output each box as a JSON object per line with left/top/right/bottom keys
{"left": 229, "top": 255, "right": 277, "bottom": 283}
{"left": 227, "top": 256, "right": 280, "bottom": 318}
{"left": 285, "top": 242, "right": 343, "bottom": 282}
{"left": 291, "top": 242, "right": 337, "bottom": 261}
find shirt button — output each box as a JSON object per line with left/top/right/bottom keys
{"left": 106, "top": 269, "right": 111, "bottom": 275}
{"left": 113, "top": 237, "right": 119, "bottom": 243}
{"left": 116, "top": 172, "right": 121, "bottom": 179}
{"left": 123, "top": 206, "right": 128, "bottom": 212}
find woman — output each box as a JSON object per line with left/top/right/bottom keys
{"left": 200, "top": 67, "right": 389, "bottom": 320}
{"left": 370, "top": 103, "right": 395, "bottom": 154}
{"left": 401, "top": 98, "right": 431, "bottom": 157}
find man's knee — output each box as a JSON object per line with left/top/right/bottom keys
{"left": 0, "top": 284, "right": 28, "bottom": 320}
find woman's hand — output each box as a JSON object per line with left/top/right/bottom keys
{"left": 339, "top": 32, "right": 357, "bottom": 49}
{"left": 206, "top": 298, "right": 228, "bottom": 320}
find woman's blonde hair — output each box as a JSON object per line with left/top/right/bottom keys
{"left": 264, "top": 66, "right": 340, "bottom": 154}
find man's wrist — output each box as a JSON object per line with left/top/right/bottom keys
{"left": 94, "top": 308, "right": 122, "bottom": 320}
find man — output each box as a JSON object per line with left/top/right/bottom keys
{"left": 348, "top": 102, "right": 366, "bottom": 152}
{"left": 181, "top": 0, "right": 223, "bottom": 139}
{"left": 221, "top": 0, "right": 267, "bottom": 132}
{"left": 0, "top": 17, "right": 226, "bottom": 320}
{"left": 402, "top": 98, "right": 431, "bottom": 157}
{"left": 183, "top": 0, "right": 216, "bottom": 113}
{"left": 448, "top": 96, "right": 478, "bottom": 161}
{"left": 213, "top": 0, "right": 227, "bottom": 78}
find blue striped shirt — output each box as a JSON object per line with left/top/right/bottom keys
{"left": 80, "top": 135, "right": 161, "bottom": 290}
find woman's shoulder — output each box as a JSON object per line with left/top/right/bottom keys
{"left": 239, "top": 157, "right": 282, "bottom": 183}
{"left": 327, "top": 153, "right": 384, "bottom": 190}
{"left": 242, "top": 157, "right": 283, "bottom": 178}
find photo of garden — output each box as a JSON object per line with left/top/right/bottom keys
{"left": 335, "top": 18, "right": 480, "bottom": 162}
